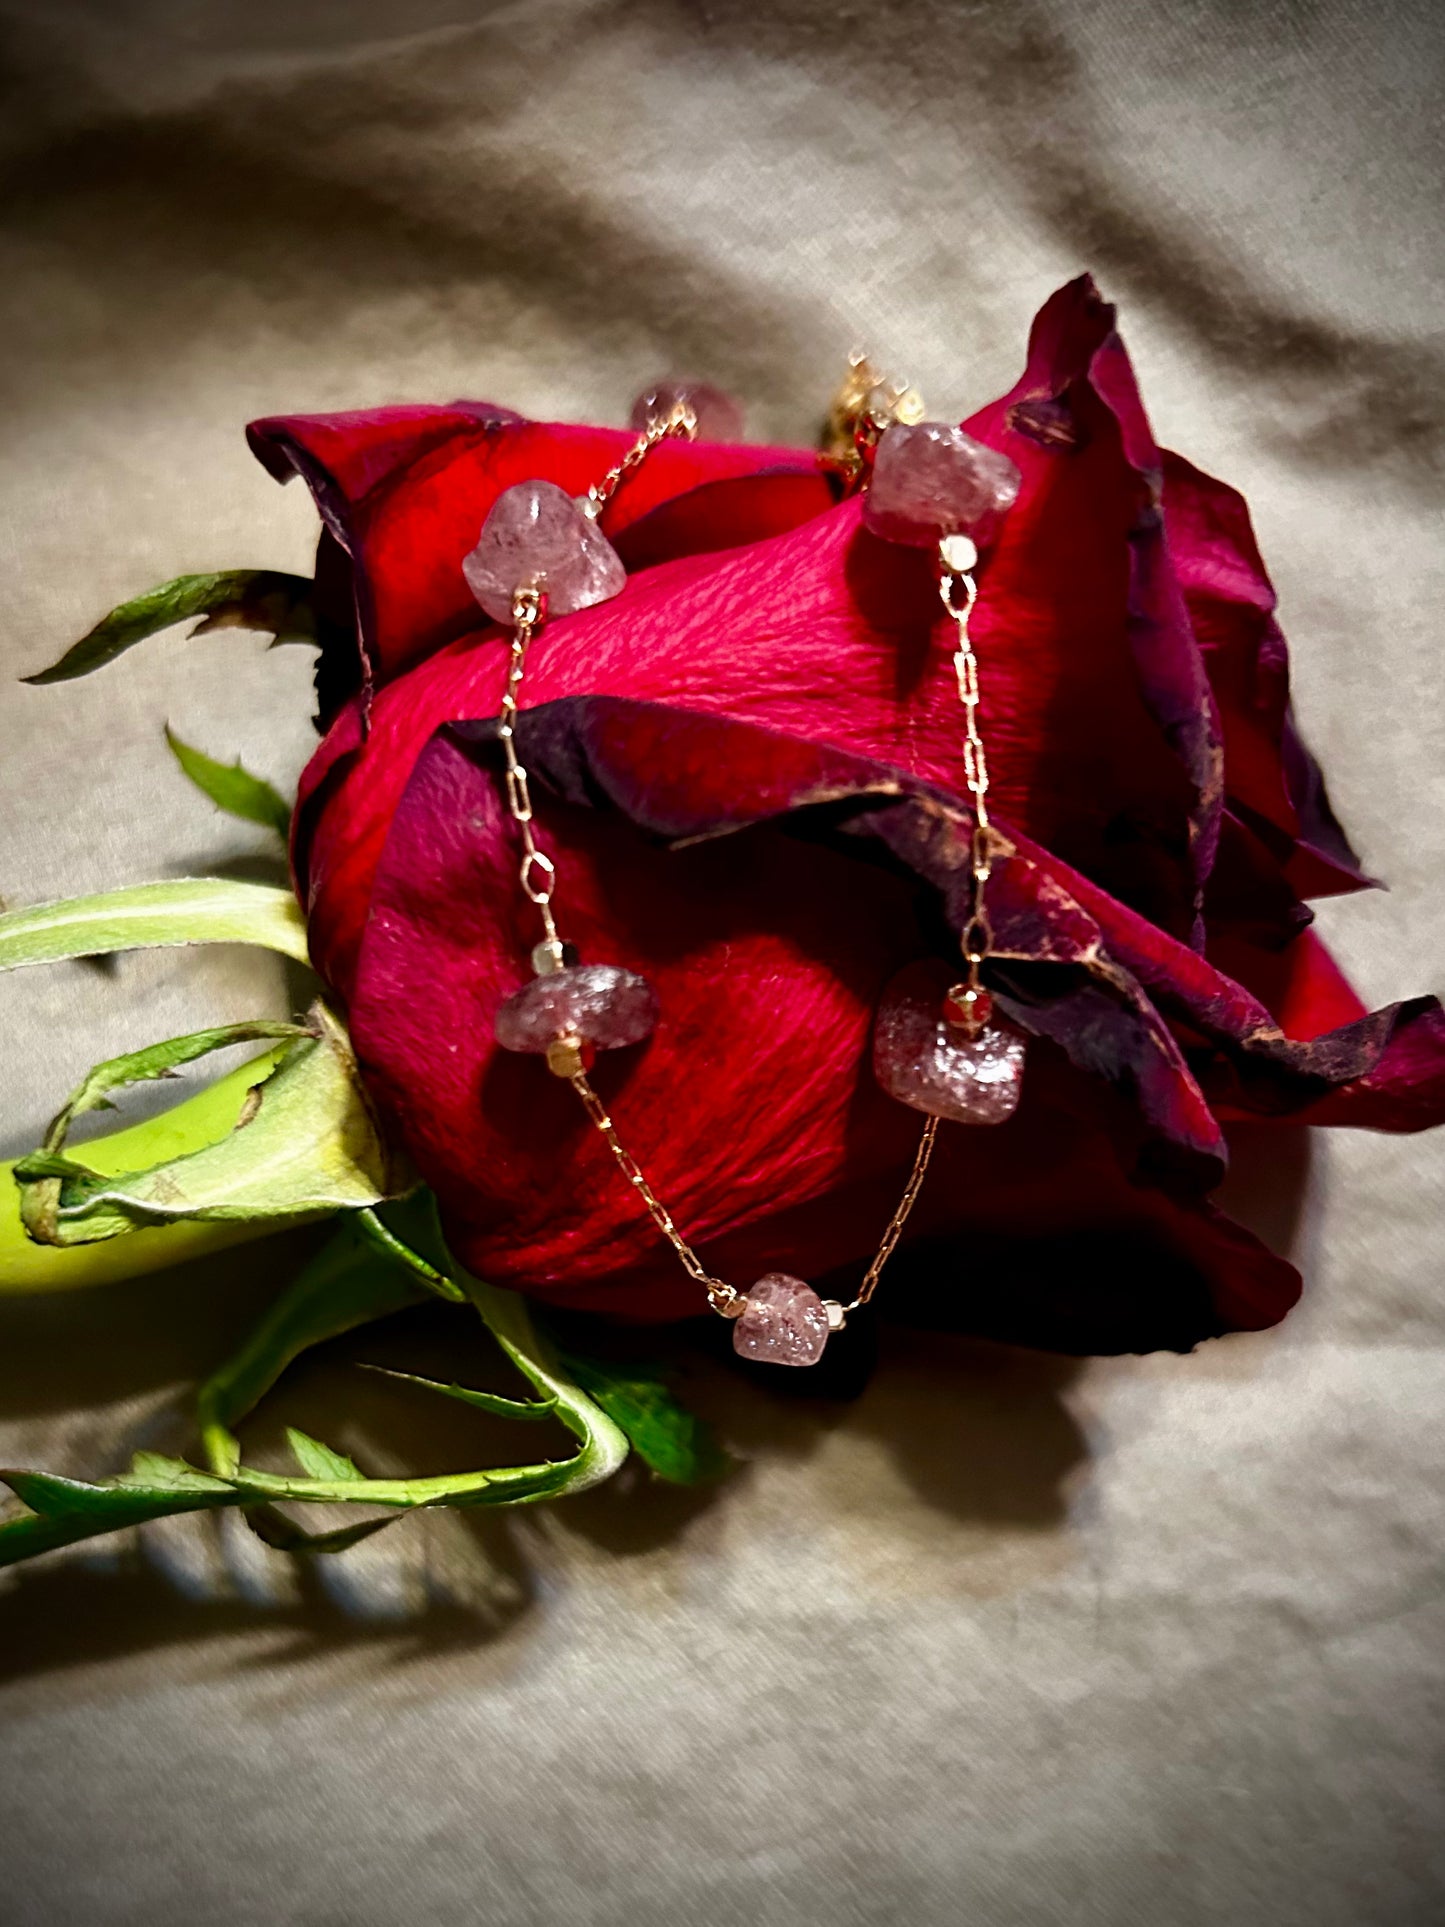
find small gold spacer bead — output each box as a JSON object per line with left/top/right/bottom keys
{"left": 531, "top": 938, "right": 569, "bottom": 976}
{"left": 545, "top": 1033, "right": 594, "bottom": 1079}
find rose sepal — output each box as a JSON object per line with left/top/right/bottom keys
{"left": 0, "top": 877, "right": 311, "bottom": 971}
{"left": 13, "top": 1004, "right": 398, "bottom": 1247}
{"left": 0, "top": 1051, "right": 299, "bottom": 1294}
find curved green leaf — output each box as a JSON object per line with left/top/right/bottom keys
{"left": 0, "top": 1211, "right": 632, "bottom": 1569}
{"left": 0, "top": 878, "right": 310, "bottom": 971}
{"left": 197, "top": 1210, "right": 427, "bottom": 1477}
{"left": 22, "top": 570, "right": 315, "bottom": 685}
{"left": 356, "top": 1201, "right": 464, "bottom": 1302}
{"left": 0, "top": 1460, "right": 239, "bottom": 1566}
{"left": 165, "top": 727, "right": 293, "bottom": 839}
{"left": 39, "top": 1018, "right": 311, "bottom": 1155}
{"left": 460, "top": 1277, "right": 630, "bottom": 1501}
{"left": 358, "top": 1363, "right": 558, "bottom": 1423}
{"left": 198, "top": 1223, "right": 627, "bottom": 1509}
{"left": 0, "top": 1047, "right": 297, "bottom": 1296}
{"left": 14, "top": 1005, "right": 395, "bottom": 1246}
{"left": 558, "top": 1351, "right": 732, "bottom": 1486}
{"left": 286, "top": 1428, "right": 363, "bottom": 1482}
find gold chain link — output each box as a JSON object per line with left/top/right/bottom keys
{"left": 584, "top": 401, "right": 696, "bottom": 521}
{"left": 499, "top": 584, "right": 562, "bottom": 953}
{"left": 570, "top": 1072, "right": 740, "bottom": 1313}
{"left": 939, "top": 554, "right": 996, "bottom": 983}
{"left": 496, "top": 407, "right": 742, "bottom": 1317}
{"left": 850, "top": 1115, "right": 939, "bottom": 1309}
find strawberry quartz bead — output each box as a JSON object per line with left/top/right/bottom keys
{"left": 873, "top": 961, "right": 1025, "bottom": 1126}
{"left": 464, "top": 480, "right": 626, "bottom": 625}
{"left": 493, "top": 964, "right": 658, "bottom": 1055}
{"left": 732, "top": 1273, "right": 830, "bottom": 1367}
{"left": 862, "top": 420, "right": 1021, "bottom": 549}
{"left": 629, "top": 379, "right": 744, "bottom": 442}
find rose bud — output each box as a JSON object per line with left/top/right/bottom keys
{"left": 249, "top": 276, "right": 1445, "bottom": 1355}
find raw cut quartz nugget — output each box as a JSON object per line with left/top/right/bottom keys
{"left": 494, "top": 963, "right": 658, "bottom": 1053}
{"left": 863, "top": 420, "right": 1022, "bottom": 549}
{"left": 873, "top": 963, "right": 1025, "bottom": 1125}
{"left": 733, "top": 1273, "right": 830, "bottom": 1367}
{"left": 629, "top": 379, "right": 745, "bottom": 442}
{"left": 464, "top": 480, "right": 626, "bottom": 625}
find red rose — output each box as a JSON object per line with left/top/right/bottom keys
{"left": 253, "top": 277, "right": 1445, "bottom": 1355}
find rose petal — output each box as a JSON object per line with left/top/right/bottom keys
{"left": 248, "top": 404, "right": 829, "bottom": 690}
{"left": 347, "top": 717, "right": 1288, "bottom": 1348}
{"left": 1207, "top": 927, "right": 1367, "bottom": 1042}
{"left": 1162, "top": 449, "right": 1372, "bottom": 899}
{"left": 1203, "top": 811, "right": 1315, "bottom": 951}
{"left": 964, "top": 275, "right": 1220, "bottom": 943}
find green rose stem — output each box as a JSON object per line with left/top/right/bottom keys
{"left": 0, "top": 1048, "right": 300, "bottom": 1293}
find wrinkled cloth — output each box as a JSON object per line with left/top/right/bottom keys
{"left": 0, "top": 5, "right": 1442, "bottom": 1926}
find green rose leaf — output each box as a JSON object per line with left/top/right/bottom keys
{"left": 196, "top": 1209, "right": 429, "bottom": 1477}
{"left": 285, "top": 1428, "right": 363, "bottom": 1482}
{"left": 0, "top": 1458, "right": 241, "bottom": 1568}
{"left": 358, "top": 1363, "right": 560, "bottom": 1423}
{"left": 244, "top": 1511, "right": 397, "bottom": 1556}
{"left": 355, "top": 1196, "right": 465, "bottom": 1302}
{"left": 201, "top": 1209, "right": 630, "bottom": 1508}
{"left": 559, "top": 1351, "right": 733, "bottom": 1486}
{"left": 119, "top": 1450, "right": 237, "bottom": 1494}
{"left": 0, "top": 878, "right": 311, "bottom": 971}
{"left": 22, "top": 570, "right": 316, "bottom": 685}
{"left": 165, "top": 727, "right": 293, "bottom": 839}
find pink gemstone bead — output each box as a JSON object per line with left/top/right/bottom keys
{"left": 464, "top": 480, "right": 626, "bottom": 625}
{"left": 873, "top": 962, "right": 1025, "bottom": 1125}
{"left": 494, "top": 964, "right": 658, "bottom": 1053}
{"left": 862, "top": 420, "right": 1022, "bottom": 549}
{"left": 732, "top": 1273, "right": 830, "bottom": 1368}
{"left": 629, "top": 379, "right": 745, "bottom": 442}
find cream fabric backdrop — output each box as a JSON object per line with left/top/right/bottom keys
{"left": 1, "top": 3, "right": 1442, "bottom": 1922}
